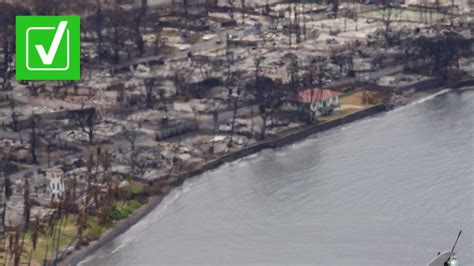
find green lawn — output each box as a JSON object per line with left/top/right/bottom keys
{"left": 363, "top": 8, "right": 449, "bottom": 23}
{"left": 0, "top": 197, "right": 144, "bottom": 266}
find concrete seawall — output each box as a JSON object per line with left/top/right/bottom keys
{"left": 170, "top": 104, "right": 386, "bottom": 186}
{"left": 449, "top": 78, "right": 474, "bottom": 89}
{"left": 61, "top": 104, "right": 387, "bottom": 265}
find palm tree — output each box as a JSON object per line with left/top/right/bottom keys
{"left": 100, "top": 150, "right": 113, "bottom": 178}
{"left": 28, "top": 216, "right": 43, "bottom": 265}
{"left": 76, "top": 202, "right": 90, "bottom": 243}
{"left": 23, "top": 179, "right": 31, "bottom": 230}
{"left": 10, "top": 227, "right": 27, "bottom": 266}
{"left": 97, "top": 205, "right": 114, "bottom": 226}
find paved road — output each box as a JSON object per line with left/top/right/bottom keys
{"left": 116, "top": 27, "right": 247, "bottom": 70}
{"left": 0, "top": 130, "right": 24, "bottom": 141}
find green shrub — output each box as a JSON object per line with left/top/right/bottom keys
{"left": 111, "top": 200, "right": 142, "bottom": 220}
{"left": 130, "top": 182, "right": 144, "bottom": 195}
{"left": 86, "top": 218, "right": 103, "bottom": 240}
{"left": 127, "top": 200, "right": 141, "bottom": 210}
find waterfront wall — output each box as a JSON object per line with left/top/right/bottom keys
{"left": 405, "top": 77, "right": 444, "bottom": 92}
{"left": 449, "top": 78, "right": 474, "bottom": 88}
{"left": 172, "top": 104, "right": 386, "bottom": 184}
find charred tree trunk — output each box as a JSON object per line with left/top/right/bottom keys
{"left": 183, "top": 0, "right": 189, "bottom": 15}
{"left": 29, "top": 116, "right": 39, "bottom": 164}
{"left": 95, "top": 0, "right": 103, "bottom": 64}
{"left": 259, "top": 113, "right": 268, "bottom": 140}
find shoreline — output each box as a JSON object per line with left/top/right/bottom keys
{"left": 61, "top": 105, "right": 387, "bottom": 266}
{"left": 60, "top": 80, "right": 473, "bottom": 266}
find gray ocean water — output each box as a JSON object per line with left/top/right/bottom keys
{"left": 84, "top": 88, "right": 473, "bottom": 265}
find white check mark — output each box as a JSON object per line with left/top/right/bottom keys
{"left": 35, "top": 21, "right": 68, "bottom": 65}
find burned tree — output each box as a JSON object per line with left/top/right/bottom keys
{"left": 378, "top": 0, "right": 401, "bottom": 46}
{"left": 250, "top": 56, "right": 287, "bottom": 139}
{"left": 223, "top": 53, "right": 245, "bottom": 144}
{"left": 23, "top": 179, "right": 31, "bottom": 229}
{"left": 0, "top": 160, "right": 11, "bottom": 234}
{"left": 104, "top": 6, "right": 132, "bottom": 64}
{"left": 158, "top": 89, "right": 169, "bottom": 120}
{"left": 125, "top": 147, "right": 161, "bottom": 179}
{"left": 286, "top": 53, "right": 300, "bottom": 88}
{"left": 287, "top": 6, "right": 292, "bottom": 47}
{"left": 70, "top": 107, "right": 98, "bottom": 144}
{"left": 296, "top": 57, "right": 332, "bottom": 124}
{"left": 9, "top": 98, "right": 19, "bottom": 132}
{"left": 301, "top": 56, "right": 328, "bottom": 88}
{"left": 144, "top": 77, "right": 157, "bottom": 109}
{"left": 39, "top": 127, "right": 61, "bottom": 167}
{"left": 241, "top": 0, "right": 246, "bottom": 24}
{"left": 99, "top": 150, "right": 113, "bottom": 176}
{"left": 132, "top": 0, "right": 148, "bottom": 57}
{"left": 408, "top": 31, "right": 472, "bottom": 76}
{"left": 293, "top": 4, "right": 301, "bottom": 44}
{"left": 33, "top": 0, "right": 67, "bottom": 15}
{"left": 0, "top": 3, "right": 29, "bottom": 90}
{"left": 192, "top": 55, "right": 215, "bottom": 82}
{"left": 169, "top": 62, "right": 191, "bottom": 100}
{"left": 121, "top": 126, "right": 139, "bottom": 152}
{"left": 210, "top": 110, "right": 219, "bottom": 154}
{"left": 228, "top": 86, "right": 241, "bottom": 145}
{"left": 227, "top": 70, "right": 245, "bottom": 145}
{"left": 330, "top": 51, "right": 354, "bottom": 77}
{"left": 183, "top": 0, "right": 189, "bottom": 15}
{"left": 29, "top": 114, "right": 41, "bottom": 164}
{"left": 93, "top": 0, "right": 104, "bottom": 63}
{"left": 228, "top": 0, "right": 236, "bottom": 20}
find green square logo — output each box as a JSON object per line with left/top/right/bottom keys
{"left": 16, "top": 16, "right": 80, "bottom": 80}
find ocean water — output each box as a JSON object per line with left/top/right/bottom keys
{"left": 84, "top": 88, "right": 473, "bottom": 265}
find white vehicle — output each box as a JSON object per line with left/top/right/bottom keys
{"left": 202, "top": 34, "right": 215, "bottom": 41}
{"left": 178, "top": 44, "right": 190, "bottom": 51}
{"left": 228, "top": 34, "right": 239, "bottom": 40}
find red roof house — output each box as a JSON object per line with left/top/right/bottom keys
{"left": 286, "top": 88, "right": 341, "bottom": 117}
{"left": 293, "top": 88, "right": 340, "bottom": 103}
